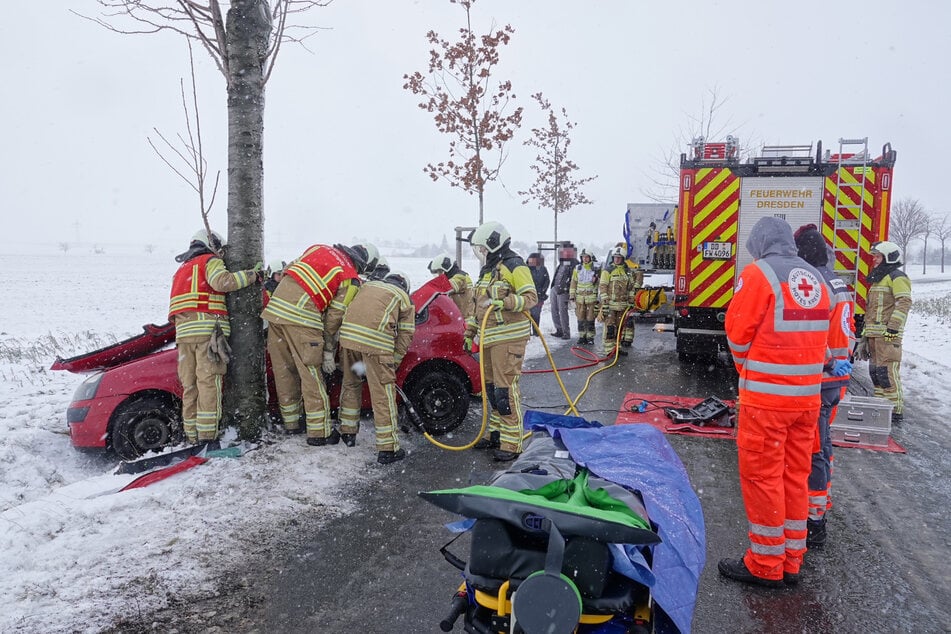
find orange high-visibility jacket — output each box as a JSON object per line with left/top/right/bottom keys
{"left": 726, "top": 256, "right": 831, "bottom": 411}
{"left": 168, "top": 253, "right": 228, "bottom": 320}
{"left": 818, "top": 266, "right": 855, "bottom": 389}
{"left": 283, "top": 245, "right": 358, "bottom": 312}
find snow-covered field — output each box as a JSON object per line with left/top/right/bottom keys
{"left": 2, "top": 243, "right": 950, "bottom": 632}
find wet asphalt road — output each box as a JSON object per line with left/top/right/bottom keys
{"left": 244, "top": 324, "right": 950, "bottom": 633}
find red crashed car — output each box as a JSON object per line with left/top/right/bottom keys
{"left": 54, "top": 278, "right": 481, "bottom": 460}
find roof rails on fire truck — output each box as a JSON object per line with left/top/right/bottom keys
{"left": 752, "top": 142, "right": 815, "bottom": 172}
{"left": 688, "top": 135, "right": 740, "bottom": 162}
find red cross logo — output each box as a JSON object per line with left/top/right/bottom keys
{"left": 797, "top": 278, "right": 814, "bottom": 296}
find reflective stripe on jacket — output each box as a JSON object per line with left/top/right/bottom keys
{"left": 467, "top": 259, "right": 538, "bottom": 346}
{"left": 339, "top": 281, "right": 415, "bottom": 356}
{"left": 169, "top": 253, "right": 229, "bottom": 320}
{"left": 726, "top": 256, "right": 830, "bottom": 411}
{"left": 864, "top": 269, "right": 912, "bottom": 338}
{"left": 283, "top": 245, "right": 358, "bottom": 312}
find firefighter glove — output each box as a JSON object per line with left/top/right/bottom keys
{"left": 251, "top": 261, "right": 266, "bottom": 283}
{"left": 321, "top": 350, "right": 337, "bottom": 374}
{"left": 831, "top": 359, "right": 853, "bottom": 377}
{"left": 884, "top": 328, "right": 900, "bottom": 342}
{"left": 463, "top": 336, "right": 474, "bottom": 353}
{"left": 486, "top": 299, "right": 505, "bottom": 311}
{"left": 854, "top": 336, "right": 870, "bottom": 361}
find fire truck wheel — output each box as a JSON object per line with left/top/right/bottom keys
{"left": 111, "top": 395, "right": 183, "bottom": 461}
{"left": 404, "top": 368, "right": 469, "bottom": 436}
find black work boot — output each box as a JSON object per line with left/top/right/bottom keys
{"left": 783, "top": 571, "right": 800, "bottom": 586}
{"left": 473, "top": 431, "right": 500, "bottom": 450}
{"left": 341, "top": 433, "right": 357, "bottom": 447}
{"left": 717, "top": 558, "right": 784, "bottom": 588}
{"left": 806, "top": 518, "right": 827, "bottom": 548}
{"left": 306, "top": 428, "right": 341, "bottom": 447}
{"left": 377, "top": 448, "right": 406, "bottom": 464}
{"left": 891, "top": 411, "right": 903, "bottom": 425}
{"left": 492, "top": 448, "right": 520, "bottom": 462}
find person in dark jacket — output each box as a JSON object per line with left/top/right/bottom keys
{"left": 526, "top": 252, "right": 550, "bottom": 336}
{"left": 549, "top": 246, "right": 577, "bottom": 339}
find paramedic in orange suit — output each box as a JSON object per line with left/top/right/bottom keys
{"left": 718, "top": 216, "right": 831, "bottom": 588}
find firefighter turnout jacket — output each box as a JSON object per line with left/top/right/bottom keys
{"left": 169, "top": 252, "right": 256, "bottom": 341}
{"left": 465, "top": 255, "right": 538, "bottom": 346}
{"left": 261, "top": 244, "right": 360, "bottom": 336}
{"left": 338, "top": 280, "right": 416, "bottom": 361}
{"left": 864, "top": 265, "right": 912, "bottom": 339}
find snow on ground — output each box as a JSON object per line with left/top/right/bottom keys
{"left": 2, "top": 243, "right": 950, "bottom": 632}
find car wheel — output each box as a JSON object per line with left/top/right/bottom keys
{"left": 111, "top": 396, "right": 182, "bottom": 461}
{"left": 404, "top": 369, "right": 469, "bottom": 436}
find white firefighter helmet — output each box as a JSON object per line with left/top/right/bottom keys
{"left": 469, "top": 221, "right": 511, "bottom": 254}
{"left": 192, "top": 228, "right": 224, "bottom": 250}
{"left": 610, "top": 246, "right": 625, "bottom": 260}
{"left": 580, "top": 249, "right": 592, "bottom": 262}
{"left": 384, "top": 270, "right": 411, "bottom": 294}
{"left": 267, "top": 260, "right": 286, "bottom": 276}
{"left": 871, "top": 240, "right": 902, "bottom": 265}
{"left": 428, "top": 252, "right": 454, "bottom": 275}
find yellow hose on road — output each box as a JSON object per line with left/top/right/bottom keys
{"left": 423, "top": 308, "right": 581, "bottom": 451}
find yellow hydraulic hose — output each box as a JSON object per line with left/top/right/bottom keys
{"left": 562, "top": 306, "right": 632, "bottom": 415}
{"left": 423, "top": 306, "right": 582, "bottom": 451}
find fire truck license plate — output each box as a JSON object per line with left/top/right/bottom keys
{"left": 702, "top": 242, "right": 732, "bottom": 259}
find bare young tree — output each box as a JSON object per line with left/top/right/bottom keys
{"left": 641, "top": 86, "right": 757, "bottom": 203}
{"left": 148, "top": 44, "right": 221, "bottom": 238}
{"left": 889, "top": 197, "right": 928, "bottom": 270}
{"left": 934, "top": 213, "right": 951, "bottom": 273}
{"left": 402, "top": 0, "right": 523, "bottom": 224}
{"left": 518, "top": 93, "right": 597, "bottom": 244}
{"left": 86, "top": 0, "right": 329, "bottom": 439}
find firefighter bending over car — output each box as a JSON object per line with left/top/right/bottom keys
{"left": 428, "top": 252, "right": 474, "bottom": 326}
{"left": 168, "top": 228, "right": 262, "bottom": 445}
{"left": 337, "top": 271, "right": 416, "bottom": 465}
{"left": 569, "top": 249, "right": 600, "bottom": 345}
{"left": 465, "top": 221, "right": 537, "bottom": 462}
{"left": 856, "top": 240, "right": 912, "bottom": 425}
{"left": 720, "top": 217, "right": 830, "bottom": 588}
{"left": 599, "top": 246, "right": 643, "bottom": 356}
{"left": 260, "top": 242, "right": 377, "bottom": 445}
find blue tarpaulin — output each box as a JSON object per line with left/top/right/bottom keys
{"left": 523, "top": 410, "right": 706, "bottom": 634}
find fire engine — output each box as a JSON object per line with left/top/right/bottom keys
{"left": 673, "top": 136, "right": 897, "bottom": 361}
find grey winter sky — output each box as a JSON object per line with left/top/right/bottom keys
{"left": 3, "top": 1, "right": 948, "bottom": 258}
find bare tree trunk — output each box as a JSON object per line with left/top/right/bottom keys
{"left": 922, "top": 235, "right": 928, "bottom": 275}
{"left": 553, "top": 208, "right": 558, "bottom": 245}
{"left": 478, "top": 190, "right": 484, "bottom": 225}
{"left": 223, "top": 0, "right": 270, "bottom": 439}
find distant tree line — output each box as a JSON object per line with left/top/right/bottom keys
{"left": 890, "top": 197, "right": 951, "bottom": 274}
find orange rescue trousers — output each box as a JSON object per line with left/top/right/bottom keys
{"left": 736, "top": 404, "right": 817, "bottom": 580}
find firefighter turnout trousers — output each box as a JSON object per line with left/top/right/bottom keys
{"left": 868, "top": 336, "right": 904, "bottom": 415}
{"left": 267, "top": 322, "right": 333, "bottom": 439}
{"left": 483, "top": 339, "right": 528, "bottom": 454}
{"left": 738, "top": 405, "right": 816, "bottom": 579}
{"left": 177, "top": 339, "right": 226, "bottom": 443}
{"left": 338, "top": 347, "right": 401, "bottom": 452}
{"left": 602, "top": 308, "right": 634, "bottom": 354}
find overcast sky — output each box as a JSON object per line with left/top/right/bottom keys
{"left": 3, "top": 1, "right": 947, "bottom": 259}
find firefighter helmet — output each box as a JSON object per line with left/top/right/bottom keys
{"left": 334, "top": 243, "right": 377, "bottom": 274}
{"left": 469, "top": 221, "right": 511, "bottom": 254}
{"left": 428, "top": 252, "right": 454, "bottom": 275}
{"left": 267, "top": 260, "right": 286, "bottom": 275}
{"left": 610, "top": 246, "right": 625, "bottom": 260}
{"left": 580, "top": 249, "right": 592, "bottom": 262}
{"left": 871, "top": 241, "right": 902, "bottom": 265}
{"left": 384, "top": 270, "right": 411, "bottom": 294}
{"left": 191, "top": 228, "right": 224, "bottom": 251}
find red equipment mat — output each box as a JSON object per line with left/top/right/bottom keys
{"left": 614, "top": 392, "right": 906, "bottom": 453}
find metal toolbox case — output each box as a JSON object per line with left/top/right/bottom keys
{"left": 831, "top": 395, "right": 893, "bottom": 447}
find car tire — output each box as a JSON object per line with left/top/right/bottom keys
{"left": 404, "top": 369, "right": 469, "bottom": 436}
{"left": 111, "top": 396, "right": 182, "bottom": 461}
